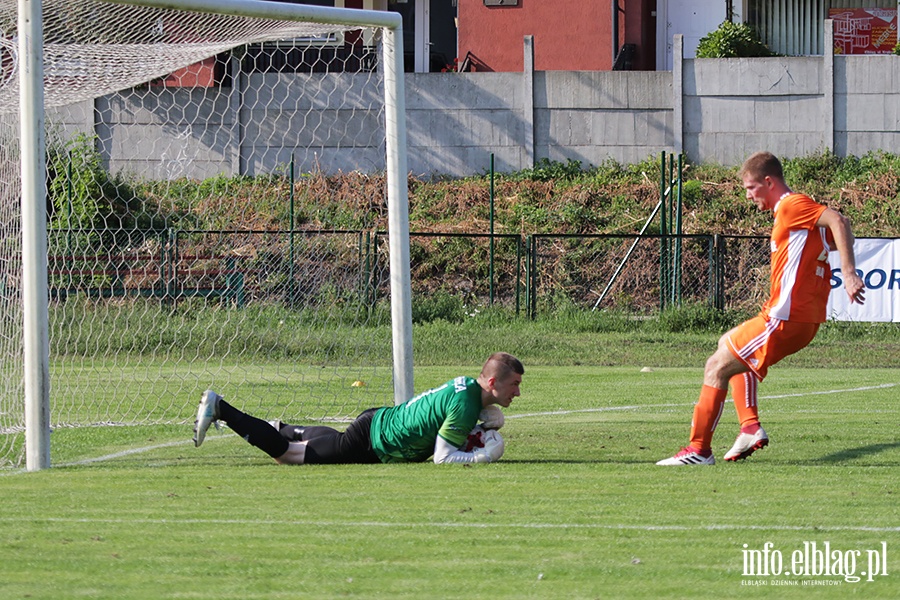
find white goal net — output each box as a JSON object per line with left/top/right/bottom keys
{"left": 0, "top": 0, "right": 412, "bottom": 469}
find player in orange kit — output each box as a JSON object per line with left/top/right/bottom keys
{"left": 657, "top": 151, "right": 866, "bottom": 466}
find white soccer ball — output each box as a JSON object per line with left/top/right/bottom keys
{"left": 479, "top": 405, "right": 504, "bottom": 429}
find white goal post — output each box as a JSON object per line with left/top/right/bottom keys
{"left": 11, "top": 0, "right": 413, "bottom": 471}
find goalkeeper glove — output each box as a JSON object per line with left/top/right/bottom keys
{"left": 478, "top": 429, "right": 505, "bottom": 462}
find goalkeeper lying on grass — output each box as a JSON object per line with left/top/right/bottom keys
{"left": 192, "top": 352, "right": 522, "bottom": 465}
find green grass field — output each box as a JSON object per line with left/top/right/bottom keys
{"left": 2, "top": 364, "right": 898, "bottom": 599}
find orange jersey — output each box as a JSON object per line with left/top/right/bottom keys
{"left": 761, "top": 193, "right": 830, "bottom": 323}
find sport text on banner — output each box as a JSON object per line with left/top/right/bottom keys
{"left": 828, "top": 238, "right": 900, "bottom": 322}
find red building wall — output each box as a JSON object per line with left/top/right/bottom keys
{"left": 457, "top": 0, "right": 654, "bottom": 72}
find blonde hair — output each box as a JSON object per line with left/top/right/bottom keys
{"left": 739, "top": 151, "right": 784, "bottom": 181}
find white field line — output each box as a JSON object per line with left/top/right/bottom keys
{"left": 3, "top": 385, "right": 897, "bottom": 533}
{"left": 507, "top": 403, "right": 685, "bottom": 419}
{"left": 0, "top": 436, "right": 229, "bottom": 475}
{"left": 58, "top": 438, "right": 204, "bottom": 466}
{"left": 758, "top": 382, "right": 898, "bottom": 399}
{"left": 2, "top": 382, "right": 896, "bottom": 475}
{"left": 0, "top": 516, "right": 896, "bottom": 533}
{"left": 507, "top": 382, "right": 900, "bottom": 420}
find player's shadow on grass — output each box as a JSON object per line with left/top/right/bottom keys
{"left": 817, "top": 442, "right": 900, "bottom": 464}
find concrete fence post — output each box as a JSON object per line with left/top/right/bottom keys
{"left": 823, "top": 19, "right": 835, "bottom": 154}
{"left": 229, "top": 54, "right": 244, "bottom": 176}
{"left": 523, "top": 35, "right": 535, "bottom": 169}
{"left": 673, "top": 34, "right": 684, "bottom": 155}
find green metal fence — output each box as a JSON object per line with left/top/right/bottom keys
{"left": 47, "top": 228, "right": 372, "bottom": 310}
{"left": 50, "top": 151, "right": 778, "bottom": 317}
{"left": 47, "top": 226, "right": 771, "bottom": 318}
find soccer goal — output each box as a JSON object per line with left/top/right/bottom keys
{"left": 1, "top": 0, "right": 413, "bottom": 470}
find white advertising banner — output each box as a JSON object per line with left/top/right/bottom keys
{"left": 827, "top": 238, "right": 900, "bottom": 322}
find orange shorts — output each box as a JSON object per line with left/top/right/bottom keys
{"left": 725, "top": 314, "right": 820, "bottom": 381}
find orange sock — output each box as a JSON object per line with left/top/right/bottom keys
{"left": 730, "top": 372, "right": 760, "bottom": 433}
{"left": 689, "top": 385, "right": 727, "bottom": 452}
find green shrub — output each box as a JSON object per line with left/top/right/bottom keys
{"left": 680, "top": 179, "right": 703, "bottom": 205}
{"left": 696, "top": 21, "right": 775, "bottom": 58}
{"left": 46, "top": 132, "right": 166, "bottom": 235}
{"left": 46, "top": 133, "right": 110, "bottom": 229}
{"left": 782, "top": 151, "right": 843, "bottom": 185}
{"left": 513, "top": 158, "right": 586, "bottom": 182}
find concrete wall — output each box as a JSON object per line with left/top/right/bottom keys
{"left": 97, "top": 90, "right": 236, "bottom": 181}
{"left": 241, "top": 72, "right": 387, "bottom": 176}
{"left": 535, "top": 70, "right": 673, "bottom": 168}
{"left": 406, "top": 71, "right": 528, "bottom": 176}
{"left": 835, "top": 55, "right": 900, "bottom": 157}
{"left": 681, "top": 56, "right": 828, "bottom": 165}
{"left": 54, "top": 33, "right": 900, "bottom": 181}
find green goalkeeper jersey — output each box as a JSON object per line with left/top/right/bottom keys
{"left": 369, "top": 376, "right": 483, "bottom": 463}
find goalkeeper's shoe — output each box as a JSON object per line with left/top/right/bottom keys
{"left": 723, "top": 427, "right": 769, "bottom": 461}
{"left": 193, "top": 390, "right": 222, "bottom": 447}
{"left": 656, "top": 447, "right": 715, "bottom": 466}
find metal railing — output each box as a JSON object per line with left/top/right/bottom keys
{"left": 46, "top": 226, "right": 774, "bottom": 318}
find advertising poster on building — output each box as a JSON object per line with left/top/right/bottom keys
{"left": 829, "top": 8, "right": 898, "bottom": 54}
{"left": 827, "top": 238, "right": 900, "bottom": 322}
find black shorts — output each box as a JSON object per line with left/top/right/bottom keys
{"left": 303, "top": 408, "right": 381, "bottom": 464}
